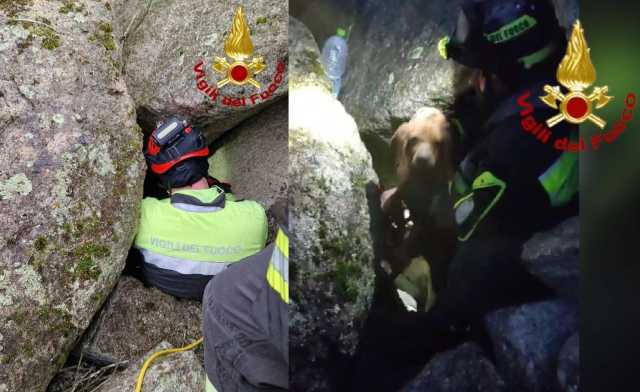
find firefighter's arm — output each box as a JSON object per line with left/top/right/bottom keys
{"left": 451, "top": 119, "right": 560, "bottom": 241}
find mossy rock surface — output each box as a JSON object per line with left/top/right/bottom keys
{"left": 289, "top": 18, "right": 378, "bottom": 390}
{"left": 289, "top": 16, "right": 331, "bottom": 93}
{"left": 0, "top": 1, "right": 145, "bottom": 390}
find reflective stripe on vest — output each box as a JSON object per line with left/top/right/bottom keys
{"left": 139, "top": 248, "right": 230, "bottom": 275}
{"left": 266, "top": 228, "right": 289, "bottom": 304}
{"left": 453, "top": 171, "right": 506, "bottom": 241}
{"left": 538, "top": 151, "right": 578, "bottom": 207}
{"left": 135, "top": 188, "right": 267, "bottom": 263}
{"left": 172, "top": 203, "right": 223, "bottom": 212}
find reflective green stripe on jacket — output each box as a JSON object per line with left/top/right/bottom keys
{"left": 452, "top": 154, "right": 577, "bottom": 241}
{"left": 538, "top": 151, "right": 578, "bottom": 207}
{"left": 266, "top": 228, "right": 289, "bottom": 303}
{"left": 134, "top": 187, "right": 267, "bottom": 263}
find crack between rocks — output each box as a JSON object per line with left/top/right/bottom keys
{"left": 120, "top": 0, "right": 156, "bottom": 76}
{"left": 121, "top": 0, "right": 155, "bottom": 45}
{"left": 10, "top": 75, "right": 35, "bottom": 110}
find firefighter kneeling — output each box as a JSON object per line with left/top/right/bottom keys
{"left": 135, "top": 117, "right": 268, "bottom": 300}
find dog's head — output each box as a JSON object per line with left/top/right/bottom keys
{"left": 391, "top": 108, "right": 454, "bottom": 186}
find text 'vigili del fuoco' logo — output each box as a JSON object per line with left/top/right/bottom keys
{"left": 517, "top": 21, "right": 636, "bottom": 152}
{"left": 193, "top": 7, "right": 286, "bottom": 107}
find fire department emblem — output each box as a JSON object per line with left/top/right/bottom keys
{"left": 540, "top": 20, "right": 612, "bottom": 128}
{"left": 212, "top": 6, "right": 265, "bottom": 88}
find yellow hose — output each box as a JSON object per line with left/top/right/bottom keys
{"left": 135, "top": 337, "right": 204, "bottom": 392}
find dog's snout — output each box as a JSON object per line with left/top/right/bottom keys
{"left": 412, "top": 143, "right": 436, "bottom": 168}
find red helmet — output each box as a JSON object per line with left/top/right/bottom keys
{"left": 144, "top": 117, "right": 210, "bottom": 188}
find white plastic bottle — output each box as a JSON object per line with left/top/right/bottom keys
{"left": 321, "top": 27, "right": 349, "bottom": 97}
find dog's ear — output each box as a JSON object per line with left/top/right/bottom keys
{"left": 390, "top": 125, "right": 402, "bottom": 166}
{"left": 390, "top": 123, "right": 406, "bottom": 166}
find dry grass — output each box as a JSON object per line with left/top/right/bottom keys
{"left": 47, "top": 355, "right": 128, "bottom": 392}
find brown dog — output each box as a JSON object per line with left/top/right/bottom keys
{"left": 381, "top": 108, "right": 457, "bottom": 300}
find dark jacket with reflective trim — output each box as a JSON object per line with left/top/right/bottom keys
{"left": 203, "top": 231, "right": 289, "bottom": 390}
{"left": 453, "top": 79, "right": 578, "bottom": 238}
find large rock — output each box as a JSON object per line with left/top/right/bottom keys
{"left": 112, "top": 0, "right": 288, "bottom": 140}
{"left": 77, "top": 276, "right": 201, "bottom": 363}
{"left": 341, "top": 0, "right": 465, "bottom": 141}
{"left": 289, "top": 17, "right": 378, "bottom": 392}
{"left": 557, "top": 333, "right": 579, "bottom": 392}
{"left": 485, "top": 301, "right": 579, "bottom": 392}
{"left": 522, "top": 217, "right": 579, "bottom": 300}
{"left": 404, "top": 343, "right": 506, "bottom": 392}
{"left": 97, "top": 341, "right": 205, "bottom": 392}
{"left": 208, "top": 98, "right": 288, "bottom": 241}
{"left": 0, "top": 2, "right": 145, "bottom": 391}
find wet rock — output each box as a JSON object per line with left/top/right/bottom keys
{"left": 289, "top": 17, "right": 378, "bottom": 392}
{"left": 404, "top": 343, "right": 506, "bottom": 392}
{"left": 208, "top": 99, "right": 288, "bottom": 240}
{"left": 111, "top": 0, "right": 288, "bottom": 140}
{"left": 557, "top": 333, "right": 579, "bottom": 392}
{"left": 77, "top": 276, "right": 201, "bottom": 363}
{"left": 0, "top": 2, "right": 145, "bottom": 390}
{"left": 522, "top": 217, "right": 579, "bottom": 300}
{"left": 96, "top": 341, "right": 205, "bottom": 392}
{"left": 485, "top": 300, "right": 579, "bottom": 392}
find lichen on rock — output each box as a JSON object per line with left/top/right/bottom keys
{"left": 0, "top": 173, "right": 33, "bottom": 200}
{"left": 289, "top": 17, "right": 378, "bottom": 391}
{"left": 0, "top": 1, "right": 145, "bottom": 390}
{"left": 111, "top": 0, "right": 288, "bottom": 140}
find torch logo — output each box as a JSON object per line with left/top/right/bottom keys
{"left": 212, "top": 7, "right": 265, "bottom": 88}
{"left": 540, "top": 21, "right": 612, "bottom": 128}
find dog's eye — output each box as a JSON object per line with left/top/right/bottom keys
{"left": 406, "top": 137, "right": 419, "bottom": 150}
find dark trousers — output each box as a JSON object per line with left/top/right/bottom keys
{"left": 438, "top": 232, "right": 552, "bottom": 324}
{"left": 203, "top": 244, "right": 288, "bottom": 392}
{"left": 347, "top": 229, "right": 553, "bottom": 392}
